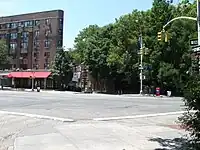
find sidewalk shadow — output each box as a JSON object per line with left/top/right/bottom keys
{"left": 149, "top": 137, "right": 194, "bottom": 150}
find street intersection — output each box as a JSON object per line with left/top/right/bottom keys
{"left": 0, "top": 91, "right": 188, "bottom": 150}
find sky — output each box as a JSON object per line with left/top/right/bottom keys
{"left": 0, "top": 0, "right": 180, "bottom": 49}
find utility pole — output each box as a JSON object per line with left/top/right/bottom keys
{"left": 197, "top": 0, "right": 200, "bottom": 45}
{"left": 139, "top": 35, "right": 143, "bottom": 95}
{"left": 197, "top": 0, "right": 200, "bottom": 73}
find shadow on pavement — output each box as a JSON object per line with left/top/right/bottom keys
{"left": 149, "top": 137, "right": 196, "bottom": 150}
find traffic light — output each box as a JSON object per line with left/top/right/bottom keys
{"left": 157, "top": 32, "right": 162, "bottom": 41}
{"left": 164, "top": 32, "right": 170, "bottom": 42}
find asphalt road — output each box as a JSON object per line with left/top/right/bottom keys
{"left": 0, "top": 91, "right": 187, "bottom": 150}
{"left": 0, "top": 91, "right": 185, "bottom": 121}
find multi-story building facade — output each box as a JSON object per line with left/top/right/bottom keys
{"left": 0, "top": 10, "right": 64, "bottom": 70}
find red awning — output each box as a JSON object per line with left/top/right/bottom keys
{"left": 7, "top": 72, "right": 51, "bottom": 78}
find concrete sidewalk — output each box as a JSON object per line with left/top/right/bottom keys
{"left": 1, "top": 114, "right": 187, "bottom": 150}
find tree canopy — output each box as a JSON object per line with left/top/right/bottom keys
{"left": 71, "top": 0, "right": 196, "bottom": 94}
{"left": 51, "top": 47, "right": 73, "bottom": 89}
{"left": 0, "top": 40, "right": 10, "bottom": 69}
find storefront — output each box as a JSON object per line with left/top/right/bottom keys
{"left": 7, "top": 71, "right": 53, "bottom": 89}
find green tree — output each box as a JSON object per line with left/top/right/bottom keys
{"left": 0, "top": 40, "right": 10, "bottom": 69}
{"left": 51, "top": 48, "right": 73, "bottom": 90}
{"left": 72, "top": 0, "right": 196, "bottom": 95}
{"left": 179, "top": 72, "right": 200, "bottom": 149}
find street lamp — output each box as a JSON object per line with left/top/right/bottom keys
{"left": 136, "top": 19, "right": 144, "bottom": 94}
{"left": 30, "top": 71, "right": 35, "bottom": 91}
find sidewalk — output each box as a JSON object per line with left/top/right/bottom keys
{"left": 8, "top": 114, "right": 188, "bottom": 150}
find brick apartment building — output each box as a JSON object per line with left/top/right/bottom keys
{"left": 0, "top": 9, "right": 64, "bottom": 70}
{"left": 0, "top": 10, "right": 64, "bottom": 89}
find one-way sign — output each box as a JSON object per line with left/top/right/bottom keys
{"left": 190, "top": 39, "right": 198, "bottom": 46}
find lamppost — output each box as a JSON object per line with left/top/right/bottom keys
{"left": 136, "top": 19, "right": 144, "bottom": 95}
{"left": 30, "top": 71, "right": 35, "bottom": 91}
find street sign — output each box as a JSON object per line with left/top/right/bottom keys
{"left": 192, "top": 45, "right": 200, "bottom": 52}
{"left": 193, "top": 47, "right": 200, "bottom": 52}
{"left": 190, "top": 39, "right": 198, "bottom": 46}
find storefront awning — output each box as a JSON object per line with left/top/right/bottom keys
{"left": 7, "top": 72, "right": 51, "bottom": 78}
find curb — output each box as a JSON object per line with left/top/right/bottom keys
{"left": 93, "top": 111, "right": 196, "bottom": 121}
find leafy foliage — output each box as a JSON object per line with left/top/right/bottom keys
{"left": 0, "top": 40, "right": 10, "bottom": 68}
{"left": 178, "top": 73, "right": 200, "bottom": 149}
{"left": 51, "top": 48, "right": 72, "bottom": 89}
{"left": 72, "top": 0, "right": 196, "bottom": 94}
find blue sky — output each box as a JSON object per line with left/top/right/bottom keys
{"left": 0, "top": 0, "right": 179, "bottom": 48}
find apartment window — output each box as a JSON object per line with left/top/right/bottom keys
{"left": 21, "top": 42, "right": 28, "bottom": 49}
{"left": 35, "top": 30, "right": 39, "bottom": 37}
{"left": 45, "top": 30, "right": 51, "bottom": 36}
{"left": 44, "top": 39, "right": 50, "bottom": 48}
{"left": 58, "top": 29, "right": 63, "bottom": 35}
{"left": 24, "top": 21, "right": 29, "bottom": 27}
{"left": 6, "top": 23, "right": 10, "bottom": 28}
{"left": 10, "top": 33, "right": 17, "bottom": 39}
{"left": 34, "top": 52, "right": 39, "bottom": 58}
{"left": 10, "top": 43, "right": 17, "bottom": 50}
{"left": 35, "top": 20, "right": 40, "bottom": 26}
{"left": 45, "top": 19, "right": 50, "bottom": 25}
{"left": 11, "top": 23, "right": 17, "bottom": 29}
{"left": 44, "top": 52, "right": 50, "bottom": 57}
{"left": 22, "top": 32, "right": 29, "bottom": 38}
{"left": 34, "top": 40, "right": 39, "bottom": 47}
{"left": 24, "top": 21, "right": 33, "bottom": 27}
{"left": 22, "top": 59, "right": 28, "bottom": 64}
{"left": 0, "top": 24, "right": 6, "bottom": 29}
{"left": 59, "top": 18, "right": 63, "bottom": 29}
{"left": 18, "top": 22, "right": 24, "bottom": 27}
{"left": 44, "top": 63, "right": 49, "bottom": 69}
{"left": 57, "top": 40, "right": 62, "bottom": 47}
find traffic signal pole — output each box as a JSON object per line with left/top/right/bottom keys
{"left": 197, "top": 0, "right": 200, "bottom": 46}
{"left": 139, "top": 35, "right": 143, "bottom": 95}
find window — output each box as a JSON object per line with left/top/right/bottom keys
{"left": 21, "top": 42, "right": 28, "bottom": 49}
{"left": 34, "top": 52, "right": 39, "bottom": 58}
{"left": 59, "top": 18, "right": 63, "bottom": 29}
{"left": 34, "top": 40, "right": 39, "bottom": 47}
{"left": 35, "top": 20, "right": 40, "bottom": 26}
{"left": 10, "top": 43, "right": 17, "bottom": 49}
{"left": 18, "top": 22, "right": 24, "bottom": 27}
{"left": 44, "top": 63, "right": 49, "bottom": 69}
{"left": 45, "top": 19, "right": 50, "bottom": 25}
{"left": 10, "top": 33, "right": 17, "bottom": 39}
{"left": 35, "top": 30, "right": 39, "bottom": 37}
{"left": 22, "top": 32, "right": 29, "bottom": 42}
{"left": 58, "top": 29, "right": 63, "bottom": 35}
{"left": 44, "top": 40, "right": 50, "bottom": 48}
{"left": 57, "top": 40, "right": 62, "bottom": 47}
{"left": 22, "top": 32, "right": 29, "bottom": 38}
{"left": 22, "top": 59, "right": 28, "bottom": 64}
{"left": 11, "top": 23, "right": 17, "bottom": 29}
{"left": 44, "top": 52, "right": 50, "bottom": 57}
{"left": 24, "top": 21, "right": 33, "bottom": 27}
{"left": 10, "top": 43, "right": 17, "bottom": 54}
{"left": 6, "top": 23, "right": 10, "bottom": 28}
{"left": 45, "top": 30, "right": 51, "bottom": 36}
{"left": 24, "top": 21, "right": 29, "bottom": 27}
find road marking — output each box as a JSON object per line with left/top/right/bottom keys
{"left": 93, "top": 111, "right": 196, "bottom": 121}
{"left": 0, "top": 111, "right": 74, "bottom": 122}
